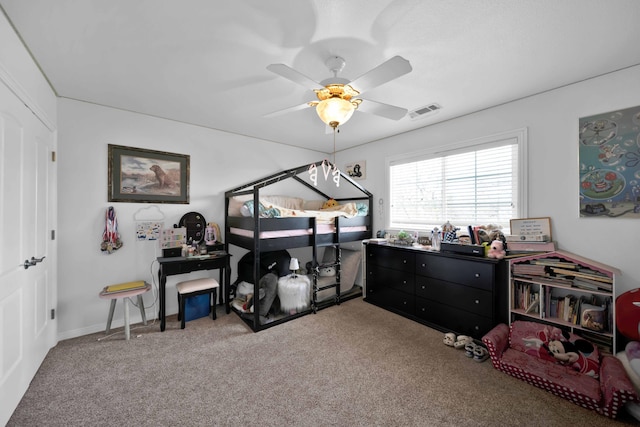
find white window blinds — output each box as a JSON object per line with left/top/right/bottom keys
{"left": 388, "top": 133, "right": 524, "bottom": 231}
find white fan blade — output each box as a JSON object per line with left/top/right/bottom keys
{"left": 264, "top": 102, "right": 312, "bottom": 118}
{"left": 357, "top": 99, "right": 408, "bottom": 120}
{"left": 266, "top": 63, "right": 324, "bottom": 91}
{"left": 349, "top": 56, "right": 412, "bottom": 95}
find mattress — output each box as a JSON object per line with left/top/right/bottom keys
{"left": 230, "top": 225, "right": 367, "bottom": 239}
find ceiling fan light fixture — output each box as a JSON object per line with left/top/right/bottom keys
{"left": 316, "top": 97, "right": 356, "bottom": 128}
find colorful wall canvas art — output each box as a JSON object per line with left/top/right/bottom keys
{"left": 579, "top": 106, "right": 640, "bottom": 218}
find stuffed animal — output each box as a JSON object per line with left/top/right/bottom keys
{"left": 322, "top": 198, "right": 339, "bottom": 209}
{"left": 319, "top": 266, "right": 336, "bottom": 277}
{"left": 487, "top": 240, "right": 506, "bottom": 259}
{"left": 442, "top": 221, "right": 459, "bottom": 242}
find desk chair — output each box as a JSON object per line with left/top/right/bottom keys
{"left": 176, "top": 278, "right": 219, "bottom": 329}
{"left": 99, "top": 281, "right": 151, "bottom": 340}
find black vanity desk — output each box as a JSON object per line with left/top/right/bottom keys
{"left": 157, "top": 252, "right": 230, "bottom": 331}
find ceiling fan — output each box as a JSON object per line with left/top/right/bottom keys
{"left": 265, "top": 55, "right": 412, "bottom": 128}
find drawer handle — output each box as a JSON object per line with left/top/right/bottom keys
{"left": 421, "top": 285, "right": 426, "bottom": 290}
{"left": 475, "top": 273, "right": 480, "bottom": 278}
{"left": 421, "top": 263, "right": 426, "bottom": 267}
{"left": 403, "top": 260, "right": 407, "bottom": 264}
{"left": 475, "top": 299, "right": 480, "bottom": 304}
{"left": 403, "top": 280, "right": 407, "bottom": 284}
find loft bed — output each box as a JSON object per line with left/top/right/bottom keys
{"left": 224, "top": 160, "right": 373, "bottom": 331}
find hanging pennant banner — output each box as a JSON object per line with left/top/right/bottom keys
{"left": 308, "top": 163, "right": 318, "bottom": 186}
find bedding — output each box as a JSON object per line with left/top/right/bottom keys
{"left": 239, "top": 200, "right": 367, "bottom": 223}
{"left": 229, "top": 225, "right": 367, "bottom": 239}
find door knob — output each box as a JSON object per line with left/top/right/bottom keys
{"left": 23, "top": 256, "right": 45, "bottom": 269}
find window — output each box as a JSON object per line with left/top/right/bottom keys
{"left": 387, "top": 129, "right": 527, "bottom": 233}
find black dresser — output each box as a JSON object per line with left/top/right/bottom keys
{"left": 364, "top": 243, "right": 508, "bottom": 339}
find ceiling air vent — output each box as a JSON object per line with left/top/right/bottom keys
{"left": 408, "top": 103, "right": 441, "bottom": 120}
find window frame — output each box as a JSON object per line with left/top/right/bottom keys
{"left": 384, "top": 128, "right": 528, "bottom": 233}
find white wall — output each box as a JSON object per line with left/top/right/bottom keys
{"left": 57, "top": 99, "right": 324, "bottom": 339}
{"left": 342, "top": 65, "right": 640, "bottom": 297}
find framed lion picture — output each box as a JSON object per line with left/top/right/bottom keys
{"left": 108, "top": 144, "right": 190, "bottom": 204}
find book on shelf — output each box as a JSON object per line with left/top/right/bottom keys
{"left": 525, "top": 295, "right": 540, "bottom": 314}
{"left": 512, "top": 263, "right": 547, "bottom": 275}
{"left": 514, "top": 274, "right": 574, "bottom": 287}
{"left": 530, "top": 258, "right": 578, "bottom": 269}
{"left": 507, "top": 241, "right": 556, "bottom": 252}
{"left": 580, "top": 303, "right": 606, "bottom": 332}
{"left": 550, "top": 267, "right": 612, "bottom": 284}
{"left": 573, "top": 277, "right": 612, "bottom": 292}
{"left": 506, "top": 234, "right": 551, "bottom": 242}
{"left": 563, "top": 294, "right": 575, "bottom": 323}
{"left": 549, "top": 296, "right": 558, "bottom": 318}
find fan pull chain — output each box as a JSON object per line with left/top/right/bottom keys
{"left": 333, "top": 127, "right": 336, "bottom": 166}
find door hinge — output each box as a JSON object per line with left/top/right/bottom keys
{"left": 51, "top": 230, "right": 55, "bottom": 240}
{"left": 51, "top": 309, "right": 55, "bottom": 320}
{"left": 51, "top": 151, "right": 56, "bottom": 162}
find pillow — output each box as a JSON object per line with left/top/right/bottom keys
{"left": 355, "top": 202, "right": 369, "bottom": 216}
{"left": 229, "top": 195, "right": 302, "bottom": 216}
{"left": 509, "top": 320, "right": 601, "bottom": 378}
{"left": 228, "top": 195, "right": 252, "bottom": 216}
{"left": 261, "top": 195, "right": 303, "bottom": 210}
{"left": 241, "top": 200, "right": 281, "bottom": 218}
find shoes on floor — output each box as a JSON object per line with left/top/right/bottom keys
{"left": 473, "top": 345, "right": 489, "bottom": 362}
{"left": 454, "top": 335, "right": 472, "bottom": 349}
{"left": 464, "top": 342, "right": 476, "bottom": 358}
{"left": 443, "top": 332, "right": 456, "bottom": 347}
{"left": 444, "top": 333, "right": 488, "bottom": 362}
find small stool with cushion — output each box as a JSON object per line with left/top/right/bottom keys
{"left": 176, "top": 278, "right": 219, "bottom": 329}
{"left": 99, "top": 281, "right": 151, "bottom": 340}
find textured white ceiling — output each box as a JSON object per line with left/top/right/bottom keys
{"left": 2, "top": 0, "right": 639, "bottom": 153}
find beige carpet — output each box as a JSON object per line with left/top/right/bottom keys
{"left": 8, "top": 298, "right": 636, "bottom": 426}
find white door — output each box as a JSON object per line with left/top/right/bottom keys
{"left": 0, "top": 81, "right": 57, "bottom": 425}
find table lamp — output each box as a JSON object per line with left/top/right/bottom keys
{"left": 289, "top": 258, "right": 300, "bottom": 277}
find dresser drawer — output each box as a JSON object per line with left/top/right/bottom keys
{"left": 367, "top": 245, "right": 415, "bottom": 272}
{"left": 415, "top": 278, "right": 492, "bottom": 317}
{"left": 367, "top": 265, "right": 415, "bottom": 294}
{"left": 415, "top": 297, "right": 493, "bottom": 338}
{"left": 415, "top": 255, "right": 493, "bottom": 291}
{"left": 367, "top": 287, "right": 414, "bottom": 316}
